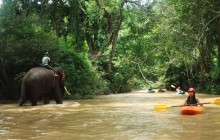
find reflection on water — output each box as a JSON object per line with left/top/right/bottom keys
{"left": 0, "top": 91, "right": 220, "bottom": 140}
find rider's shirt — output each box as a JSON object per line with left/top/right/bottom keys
{"left": 42, "top": 56, "right": 50, "bottom": 65}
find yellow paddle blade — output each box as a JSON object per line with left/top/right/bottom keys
{"left": 212, "top": 99, "right": 220, "bottom": 106}
{"left": 154, "top": 104, "right": 171, "bottom": 112}
{"left": 171, "top": 85, "right": 176, "bottom": 88}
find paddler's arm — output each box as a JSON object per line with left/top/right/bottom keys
{"left": 196, "top": 97, "right": 203, "bottom": 107}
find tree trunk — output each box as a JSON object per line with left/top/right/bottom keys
{"left": 216, "top": 26, "right": 220, "bottom": 84}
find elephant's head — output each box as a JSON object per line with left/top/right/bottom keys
{"left": 53, "top": 67, "right": 66, "bottom": 102}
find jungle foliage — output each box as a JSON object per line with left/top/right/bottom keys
{"left": 0, "top": 0, "right": 220, "bottom": 100}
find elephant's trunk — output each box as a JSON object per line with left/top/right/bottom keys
{"left": 64, "top": 86, "right": 71, "bottom": 95}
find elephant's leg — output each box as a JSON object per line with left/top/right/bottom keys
{"left": 53, "top": 77, "right": 63, "bottom": 104}
{"left": 54, "top": 88, "right": 62, "bottom": 104}
{"left": 18, "top": 97, "right": 27, "bottom": 106}
{"left": 31, "top": 99, "right": 38, "bottom": 106}
{"left": 54, "top": 92, "right": 62, "bottom": 104}
{"left": 43, "top": 95, "right": 50, "bottom": 104}
{"left": 30, "top": 90, "right": 38, "bottom": 106}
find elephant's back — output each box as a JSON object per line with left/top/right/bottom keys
{"left": 29, "top": 67, "right": 51, "bottom": 73}
{"left": 23, "top": 67, "right": 54, "bottom": 82}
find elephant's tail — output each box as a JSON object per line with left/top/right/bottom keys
{"left": 18, "top": 80, "right": 28, "bottom": 106}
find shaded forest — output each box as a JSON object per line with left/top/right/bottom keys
{"left": 1, "top": 0, "right": 220, "bottom": 100}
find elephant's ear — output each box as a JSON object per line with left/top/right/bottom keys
{"left": 53, "top": 67, "right": 65, "bottom": 81}
{"left": 61, "top": 71, "right": 65, "bottom": 81}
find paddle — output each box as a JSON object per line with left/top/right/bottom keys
{"left": 154, "top": 98, "right": 220, "bottom": 112}
{"left": 202, "top": 98, "right": 220, "bottom": 106}
{"left": 154, "top": 104, "right": 181, "bottom": 112}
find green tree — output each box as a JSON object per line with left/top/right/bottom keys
{"left": 0, "top": 1, "right": 61, "bottom": 98}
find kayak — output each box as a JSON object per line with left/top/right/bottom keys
{"left": 181, "top": 106, "right": 203, "bottom": 115}
{"left": 176, "top": 91, "right": 185, "bottom": 94}
{"left": 181, "top": 106, "right": 204, "bottom": 115}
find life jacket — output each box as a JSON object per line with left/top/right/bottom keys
{"left": 186, "top": 96, "right": 198, "bottom": 105}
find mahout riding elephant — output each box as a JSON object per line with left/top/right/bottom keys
{"left": 18, "top": 67, "right": 66, "bottom": 106}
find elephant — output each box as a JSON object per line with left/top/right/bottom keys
{"left": 18, "top": 67, "right": 66, "bottom": 106}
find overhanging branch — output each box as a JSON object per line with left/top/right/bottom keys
{"left": 198, "top": 14, "right": 220, "bottom": 45}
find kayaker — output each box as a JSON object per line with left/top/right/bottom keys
{"left": 182, "top": 88, "right": 203, "bottom": 106}
{"left": 41, "top": 52, "right": 53, "bottom": 69}
{"left": 176, "top": 87, "right": 184, "bottom": 94}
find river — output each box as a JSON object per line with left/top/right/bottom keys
{"left": 0, "top": 90, "right": 220, "bottom": 140}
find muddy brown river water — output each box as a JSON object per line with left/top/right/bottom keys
{"left": 1, "top": 91, "right": 220, "bottom": 140}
